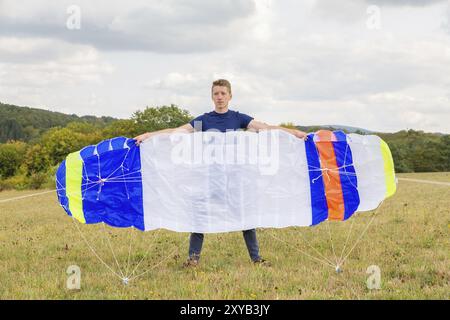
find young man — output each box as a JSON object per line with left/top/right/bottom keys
{"left": 134, "top": 79, "right": 307, "bottom": 267}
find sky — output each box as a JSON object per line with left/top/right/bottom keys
{"left": 0, "top": 0, "right": 449, "bottom": 133}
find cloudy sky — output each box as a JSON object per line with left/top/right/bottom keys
{"left": 1, "top": 0, "right": 449, "bottom": 133}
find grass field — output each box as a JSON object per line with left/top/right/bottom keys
{"left": 0, "top": 172, "right": 449, "bottom": 299}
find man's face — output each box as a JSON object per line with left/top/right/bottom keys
{"left": 212, "top": 85, "right": 232, "bottom": 111}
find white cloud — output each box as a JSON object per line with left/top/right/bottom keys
{"left": 366, "top": 0, "right": 446, "bottom": 6}
{"left": 144, "top": 73, "right": 203, "bottom": 91}
{"left": 0, "top": 36, "right": 113, "bottom": 115}
{"left": 0, "top": 0, "right": 257, "bottom": 53}
{"left": 1, "top": 1, "right": 450, "bottom": 133}
{"left": 0, "top": 37, "right": 113, "bottom": 88}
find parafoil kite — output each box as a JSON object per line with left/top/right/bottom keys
{"left": 56, "top": 130, "right": 396, "bottom": 233}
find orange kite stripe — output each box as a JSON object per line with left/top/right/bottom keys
{"left": 315, "top": 130, "right": 345, "bottom": 221}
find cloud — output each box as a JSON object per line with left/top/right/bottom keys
{"left": 365, "top": 0, "right": 446, "bottom": 6}
{"left": 314, "top": 0, "right": 446, "bottom": 10}
{"left": 140, "top": 29, "right": 450, "bottom": 133}
{"left": 0, "top": 0, "right": 257, "bottom": 53}
{"left": 312, "top": 0, "right": 448, "bottom": 24}
{"left": 227, "top": 33, "right": 450, "bottom": 101}
{"left": 1, "top": 1, "right": 449, "bottom": 133}
{"left": 144, "top": 73, "right": 205, "bottom": 93}
{"left": 0, "top": 37, "right": 113, "bottom": 87}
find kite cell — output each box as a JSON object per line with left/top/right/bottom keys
{"left": 56, "top": 130, "right": 396, "bottom": 233}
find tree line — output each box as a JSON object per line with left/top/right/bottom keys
{"left": 0, "top": 102, "right": 116, "bottom": 143}
{"left": 0, "top": 105, "right": 191, "bottom": 189}
{"left": 0, "top": 105, "right": 448, "bottom": 190}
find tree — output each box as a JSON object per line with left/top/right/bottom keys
{"left": 389, "top": 141, "right": 411, "bottom": 173}
{"left": 131, "top": 105, "right": 193, "bottom": 133}
{"left": 102, "top": 119, "right": 138, "bottom": 139}
{"left": 0, "top": 141, "right": 27, "bottom": 179}
{"left": 439, "top": 135, "right": 450, "bottom": 171}
{"left": 40, "top": 125, "right": 102, "bottom": 166}
{"left": 0, "top": 119, "right": 24, "bottom": 142}
{"left": 279, "top": 122, "right": 297, "bottom": 129}
{"left": 23, "top": 144, "right": 51, "bottom": 176}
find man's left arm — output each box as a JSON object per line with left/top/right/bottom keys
{"left": 247, "top": 120, "right": 308, "bottom": 140}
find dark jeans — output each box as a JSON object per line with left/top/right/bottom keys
{"left": 189, "top": 229, "right": 261, "bottom": 262}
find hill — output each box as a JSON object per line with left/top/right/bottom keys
{"left": 0, "top": 102, "right": 117, "bottom": 143}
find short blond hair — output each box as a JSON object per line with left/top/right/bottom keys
{"left": 212, "top": 79, "right": 232, "bottom": 95}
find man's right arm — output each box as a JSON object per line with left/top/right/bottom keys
{"left": 134, "top": 123, "right": 194, "bottom": 146}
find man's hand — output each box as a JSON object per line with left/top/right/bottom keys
{"left": 247, "top": 120, "right": 308, "bottom": 140}
{"left": 134, "top": 132, "right": 152, "bottom": 146}
{"left": 291, "top": 129, "right": 308, "bottom": 140}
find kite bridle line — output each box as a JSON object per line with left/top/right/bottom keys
{"left": 271, "top": 138, "right": 366, "bottom": 282}
{"left": 128, "top": 236, "right": 189, "bottom": 282}
{"left": 0, "top": 189, "right": 56, "bottom": 203}
{"left": 55, "top": 146, "right": 188, "bottom": 285}
{"left": 266, "top": 230, "right": 336, "bottom": 268}
{"left": 70, "top": 216, "right": 123, "bottom": 281}
{"left": 265, "top": 201, "right": 385, "bottom": 280}
{"left": 60, "top": 139, "right": 376, "bottom": 282}
{"left": 282, "top": 138, "right": 384, "bottom": 272}
{"left": 0, "top": 189, "right": 387, "bottom": 285}
{"left": 0, "top": 181, "right": 446, "bottom": 285}
{"left": 101, "top": 222, "right": 126, "bottom": 279}
{"left": 338, "top": 201, "right": 384, "bottom": 267}
{"left": 69, "top": 215, "right": 187, "bottom": 285}
{"left": 326, "top": 219, "right": 339, "bottom": 267}
{"left": 1, "top": 133, "right": 448, "bottom": 285}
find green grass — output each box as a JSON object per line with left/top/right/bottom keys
{"left": 0, "top": 172, "right": 449, "bottom": 299}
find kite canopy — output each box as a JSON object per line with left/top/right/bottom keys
{"left": 56, "top": 130, "right": 396, "bottom": 233}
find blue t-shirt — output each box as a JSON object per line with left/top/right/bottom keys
{"left": 189, "top": 110, "right": 254, "bottom": 132}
